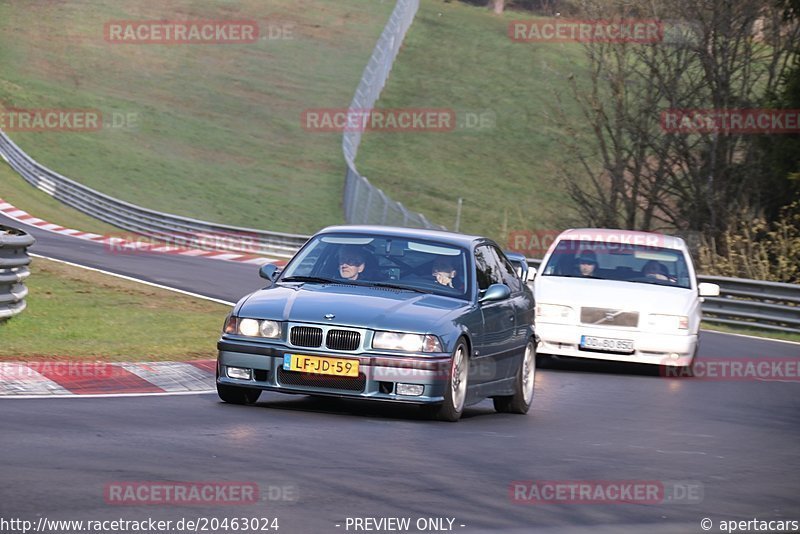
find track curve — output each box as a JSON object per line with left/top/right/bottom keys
{"left": 1, "top": 211, "right": 799, "bottom": 533}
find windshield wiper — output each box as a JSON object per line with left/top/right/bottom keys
{"left": 280, "top": 276, "right": 341, "bottom": 284}
{"left": 369, "top": 282, "right": 428, "bottom": 293}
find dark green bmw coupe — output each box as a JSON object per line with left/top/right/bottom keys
{"left": 216, "top": 225, "right": 536, "bottom": 422}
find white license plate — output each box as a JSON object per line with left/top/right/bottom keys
{"left": 580, "top": 335, "right": 634, "bottom": 353}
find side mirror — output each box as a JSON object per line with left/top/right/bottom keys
{"left": 526, "top": 267, "right": 537, "bottom": 282}
{"left": 479, "top": 283, "right": 511, "bottom": 303}
{"left": 698, "top": 282, "right": 720, "bottom": 297}
{"left": 259, "top": 264, "right": 281, "bottom": 282}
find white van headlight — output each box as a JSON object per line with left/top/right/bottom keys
{"left": 647, "top": 314, "right": 689, "bottom": 332}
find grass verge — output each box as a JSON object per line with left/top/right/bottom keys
{"left": 0, "top": 257, "right": 231, "bottom": 361}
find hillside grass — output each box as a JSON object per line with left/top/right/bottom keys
{"left": 0, "top": 257, "right": 231, "bottom": 361}
{"left": 0, "top": 0, "right": 393, "bottom": 235}
{"left": 0, "top": 0, "right": 592, "bottom": 247}
{"left": 356, "top": 1, "right": 591, "bottom": 243}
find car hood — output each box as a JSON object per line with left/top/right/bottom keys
{"left": 535, "top": 276, "right": 696, "bottom": 315}
{"left": 236, "top": 283, "right": 471, "bottom": 333}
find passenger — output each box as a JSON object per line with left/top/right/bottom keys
{"left": 642, "top": 260, "right": 670, "bottom": 281}
{"left": 432, "top": 257, "right": 458, "bottom": 288}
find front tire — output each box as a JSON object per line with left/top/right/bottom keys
{"left": 428, "top": 339, "right": 469, "bottom": 422}
{"left": 493, "top": 339, "right": 536, "bottom": 414}
{"left": 217, "top": 383, "right": 261, "bottom": 405}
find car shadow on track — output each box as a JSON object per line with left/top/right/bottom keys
{"left": 537, "top": 355, "right": 664, "bottom": 377}
{"left": 218, "top": 394, "right": 500, "bottom": 422}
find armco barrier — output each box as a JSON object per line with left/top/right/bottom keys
{"left": 526, "top": 259, "right": 800, "bottom": 334}
{"left": 698, "top": 275, "right": 800, "bottom": 334}
{"left": 0, "top": 225, "right": 34, "bottom": 319}
{"left": 0, "top": 130, "right": 308, "bottom": 259}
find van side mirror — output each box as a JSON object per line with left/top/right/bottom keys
{"left": 698, "top": 282, "right": 720, "bottom": 297}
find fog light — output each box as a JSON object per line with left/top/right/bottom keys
{"left": 227, "top": 366, "right": 252, "bottom": 380}
{"left": 397, "top": 383, "right": 424, "bottom": 396}
{"left": 669, "top": 353, "right": 680, "bottom": 360}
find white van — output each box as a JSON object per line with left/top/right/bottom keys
{"left": 533, "top": 229, "right": 719, "bottom": 367}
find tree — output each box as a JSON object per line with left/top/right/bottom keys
{"left": 759, "top": 0, "right": 800, "bottom": 220}
{"left": 551, "top": 0, "right": 799, "bottom": 240}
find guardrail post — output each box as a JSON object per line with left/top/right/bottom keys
{"left": 0, "top": 225, "right": 35, "bottom": 320}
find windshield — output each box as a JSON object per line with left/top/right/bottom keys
{"left": 541, "top": 239, "right": 692, "bottom": 289}
{"left": 279, "top": 233, "right": 472, "bottom": 299}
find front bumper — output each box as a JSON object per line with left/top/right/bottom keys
{"left": 217, "top": 339, "right": 452, "bottom": 404}
{"left": 536, "top": 322, "right": 696, "bottom": 367}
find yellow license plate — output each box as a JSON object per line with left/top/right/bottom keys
{"left": 282, "top": 354, "right": 359, "bottom": 377}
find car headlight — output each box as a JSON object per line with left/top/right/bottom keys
{"left": 223, "top": 316, "right": 281, "bottom": 339}
{"left": 372, "top": 331, "right": 442, "bottom": 353}
{"left": 536, "top": 303, "right": 574, "bottom": 321}
{"left": 646, "top": 314, "right": 689, "bottom": 332}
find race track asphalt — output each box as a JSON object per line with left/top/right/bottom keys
{"left": 2, "top": 212, "right": 799, "bottom": 534}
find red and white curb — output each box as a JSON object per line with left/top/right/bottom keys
{"left": 0, "top": 359, "right": 218, "bottom": 397}
{"left": 0, "top": 197, "right": 286, "bottom": 266}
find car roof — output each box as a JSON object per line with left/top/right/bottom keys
{"left": 556, "top": 228, "right": 687, "bottom": 251}
{"left": 317, "top": 225, "right": 487, "bottom": 249}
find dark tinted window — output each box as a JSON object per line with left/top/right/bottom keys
{"left": 279, "top": 234, "right": 471, "bottom": 299}
{"left": 492, "top": 246, "right": 522, "bottom": 292}
{"left": 475, "top": 245, "right": 504, "bottom": 290}
{"left": 541, "top": 239, "right": 691, "bottom": 289}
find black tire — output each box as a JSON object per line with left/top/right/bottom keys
{"left": 493, "top": 339, "right": 536, "bottom": 414}
{"left": 217, "top": 383, "right": 261, "bottom": 405}
{"left": 427, "top": 339, "right": 470, "bottom": 422}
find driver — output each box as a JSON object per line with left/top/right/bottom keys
{"left": 642, "top": 260, "right": 669, "bottom": 281}
{"left": 338, "top": 246, "right": 367, "bottom": 281}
